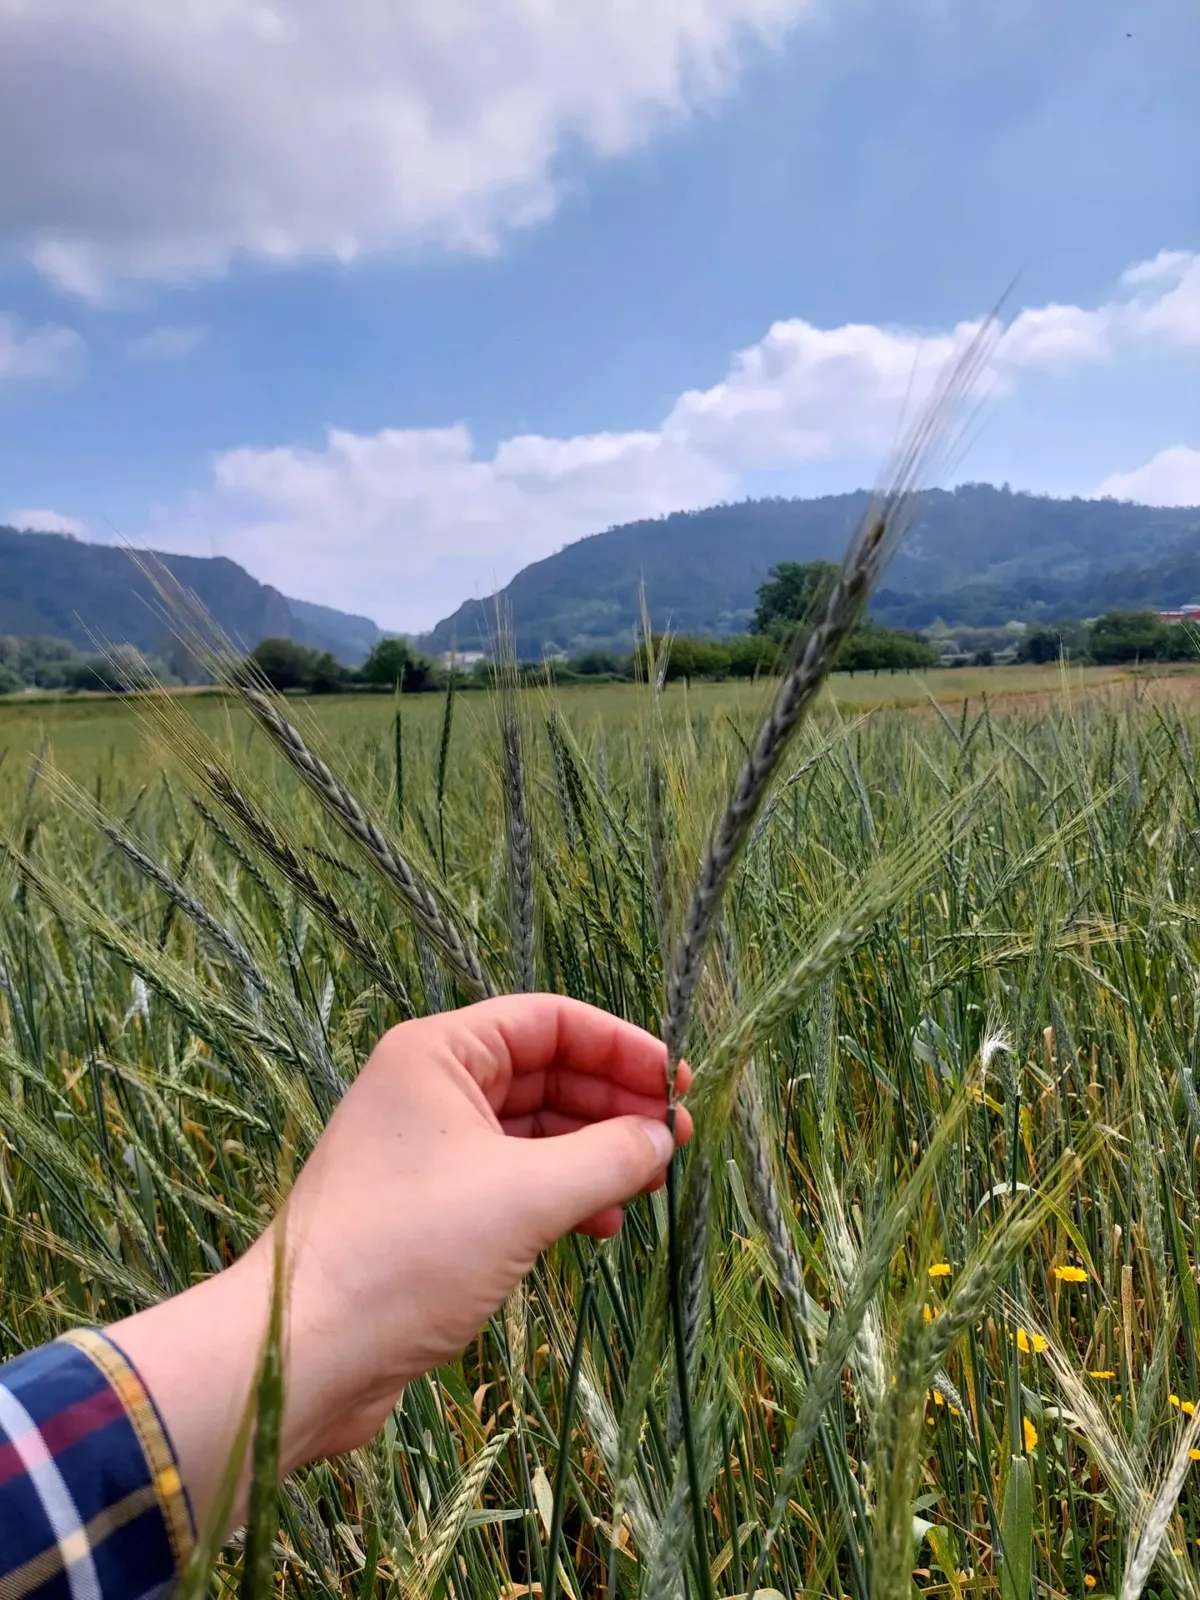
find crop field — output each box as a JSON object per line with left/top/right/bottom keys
{"left": 4, "top": 658, "right": 1200, "bottom": 1599}
{"left": 0, "top": 662, "right": 1148, "bottom": 777}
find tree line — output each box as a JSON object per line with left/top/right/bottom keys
{"left": 237, "top": 563, "right": 943, "bottom": 692}
{"left": 1017, "top": 611, "right": 1200, "bottom": 665}
{"left": 2, "top": 562, "right": 1196, "bottom": 698}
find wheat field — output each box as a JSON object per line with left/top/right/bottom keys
{"left": 3, "top": 655, "right": 1200, "bottom": 1600}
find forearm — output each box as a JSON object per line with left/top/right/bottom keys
{"left": 106, "top": 1253, "right": 273, "bottom": 1534}
{"left": 104, "top": 1232, "right": 391, "bottom": 1535}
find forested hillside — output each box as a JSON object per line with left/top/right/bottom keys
{"left": 0, "top": 525, "right": 371, "bottom": 658}
{"left": 422, "top": 485, "right": 1200, "bottom": 657}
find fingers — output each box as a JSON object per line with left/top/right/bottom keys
{"left": 499, "top": 1059, "right": 692, "bottom": 1125}
{"left": 575, "top": 1206, "right": 627, "bottom": 1239}
{"left": 501, "top": 1101, "right": 695, "bottom": 1146}
{"left": 515, "top": 1114, "right": 682, "bottom": 1242}
{"left": 443, "top": 995, "right": 682, "bottom": 1116}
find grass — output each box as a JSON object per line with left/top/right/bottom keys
{"left": 7, "top": 642, "right": 1200, "bottom": 1597}
{"left": 0, "top": 662, "right": 1151, "bottom": 777}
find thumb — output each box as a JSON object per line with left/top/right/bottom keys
{"left": 518, "top": 1116, "right": 676, "bottom": 1242}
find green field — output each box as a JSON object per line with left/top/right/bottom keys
{"left": 4, "top": 662, "right": 1200, "bottom": 1598}
{"left": 0, "top": 661, "right": 1147, "bottom": 782}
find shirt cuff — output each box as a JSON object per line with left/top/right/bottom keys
{"left": 0, "top": 1326, "right": 195, "bottom": 1600}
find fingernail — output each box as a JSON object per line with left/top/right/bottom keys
{"left": 636, "top": 1117, "right": 675, "bottom": 1166}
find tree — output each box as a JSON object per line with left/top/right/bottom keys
{"left": 835, "top": 623, "right": 939, "bottom": 673}
{"left": 250, "top": 637, "right": 323, "bottom": 692}
{"left": 724, "top": 634, "right": 781, "bottom": 677}
{"left": 309, "top": 651, "right": 349, "bottom": 694}
{"left": 660, "top": 636, "right": 728, "bottom": 680}
{"left": 67, "top": 646, "right": 161, "bottom": 692}
{"left": 1017, "top": 628, "right": 1063, "bottom": 664}
{"left": 571, "top": 650, "right": 625, "bottom": 676}
{"left": 361, "top": 637, "right": 436, "bottom": 692}
{"left": 752, "top": 562, "right": 839, "bottom": 641}
{"left": 1016, "top": 620, "right": 1088, "bottom": 663}
{"left": 1086, "top": 611, "right": 1169, "bottom": 664}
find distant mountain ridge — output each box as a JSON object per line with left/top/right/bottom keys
{"left": 284, "top": 597, "right": 382, "bottom": 665}
{"left": 0, "top": 526, "right": 380, "bottom": 663}
{"left": 422, "top": 486, "right": 1200, "bottom": 658}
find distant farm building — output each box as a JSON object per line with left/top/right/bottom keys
{"left": 1158, "top": 604, "right": 1200, "bottom": 623}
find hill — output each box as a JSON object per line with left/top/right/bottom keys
{"left": 0, "top": 525, "right": 375, "bottom": 660}
{"left": 421, "top": 485, "right": 1200, "bottom": 658}
{"left": 284, "top": 597, "right": 382, "bottom": 666}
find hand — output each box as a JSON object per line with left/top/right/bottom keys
{"left": 108, "top": 995, "right": 692, "bottom": 1529}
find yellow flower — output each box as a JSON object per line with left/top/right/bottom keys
{"left": 1171, "top": 1394, "right": 1182, "bottom": 1407}
{"left": 1184, "top": 1401, "right": 1197, "bottom": 1417}
{"left": 933, "top": 1390, "right": 946, "bottom": 1407}
{"left": 1084, "top": 1578, "right": 1097, "bottom": 1591}
{"left": 1089, "top": 1370, "right": 1116, "bottom": 1380}
{"left": 928, "top": 1262, "right": 952, "bottom": 1279}
{"left": 1023, "top": 1416, "right": 1038, "bottom": 1451}
{"left": 1190, "top": 1450, "right": 1200, "bottom": 1462}
{"left": 1055, "top": 1265, "right": 1088, "bottom": 1283}
{"left": 1016, "top": 1329, "right": 1048, "bottom": 1355}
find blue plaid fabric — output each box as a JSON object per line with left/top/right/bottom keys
{"left": 0, "top": 1329, "right": 193, "bottom": 1600}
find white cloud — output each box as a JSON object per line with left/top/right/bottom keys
{"left": 0, "top": 0, "right": 813, "bottom": 298}
{"left": 0, "top": 313, "right": 82, "bottom": 382}
{"left": 127, "top": 325, "right": 206, "bottom": 361}
{"left": 159, "top": 423, "right": 735, "bottom": 627}
{"left": 5, "top": 508, "right": 87, "bottom": 535}
{"left": 662, "top": 319, "right": 965, "bottom": 464}
{"left": 146, "top": 249, "right": 1198, "bottom": 629}
{"left": 1094, "top": 447, "right": 1200, "bottom": 507}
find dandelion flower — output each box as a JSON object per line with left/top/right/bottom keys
{"left": 1084, "top": 1577, "right": 1097, "bottom": 1590}
{"left": 1017, "top": 1329, "right": 1048, "bottom": 1355}
{"left": 1023, "top": 1416, "right": 1038, "bottom": 1451}
{"left": 1089, "top": 1370, "right": 1116, "bottom": 1380}
{"left": 1055, "top": 1265, "right": 1088, "bottom": 1283}
{"left": 928, "top": 1262, "right": 952, "bottom": 1279}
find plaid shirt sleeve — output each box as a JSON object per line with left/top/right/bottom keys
{"left": 0, "top": 1328, "right": 194, "bottom": 1600}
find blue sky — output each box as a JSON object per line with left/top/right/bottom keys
{"left": 0, "top": 0, "right": 1196, "bottom": 631}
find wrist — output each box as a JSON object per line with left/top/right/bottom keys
{"left": 106, "top": 1248, "right": 274, "bottom": 1532}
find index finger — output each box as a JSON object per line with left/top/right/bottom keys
{"left": 445, "top": 994, "right": 689, "bottom": 1113}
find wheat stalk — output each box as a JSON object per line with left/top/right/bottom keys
{"left": 201, "top": 766, "right": 411, "bottom": 1009}
{"left": 238, "top": 687, "right": 493, "bottom": 998}
{"left": 667, "top": 1152, "right": 712, "bottom": 1455}
{"left": 732, "top": 1061, "right": 811, "bottom": 1332}
{"left": 661, "top": 322, "right": 997, "bottom": 1088}
{"left": 1118, "top": 1404, "right": 1200, "bottom": 1600}
{"left": 99, "top": 818, "right": 268, "bottom": 1002}
{"left": 500, "top": 702, "right": 536, "bottom": 992}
